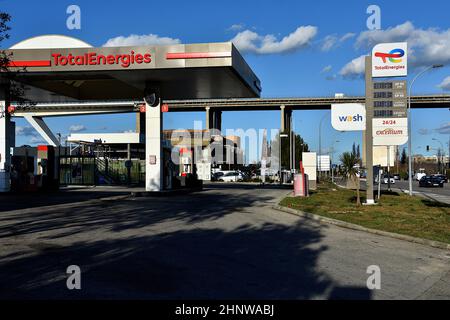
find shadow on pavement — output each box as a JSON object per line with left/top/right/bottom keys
{"left": 0, "top": 188, "right": 131, "bottom": 213}
{"left": 204, "top": 183, "right": 292, "bottom": 190}
{"left": 0, "top": 186, "right": 372, "bottom": 300}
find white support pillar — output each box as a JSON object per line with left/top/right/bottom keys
{"left": 0, "top": 90, "right": 11, "bottom": 192}
{"left": 280, "top": 105, "right": 286, "bottom": 133}
{"left": 205, "top": 106, "right": 211, "bottom": 130}
{"left": 24, "top": 115, "right": 60, "bottom": 146}
{"left": 145, "top": 99, "right": 163, "bottom": 191}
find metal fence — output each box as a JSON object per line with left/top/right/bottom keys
{"left": 59, "top": 156, "right": 96, "bottom": 185}
{"left": 59, "top": 156, "right": 145, "bottom": 186}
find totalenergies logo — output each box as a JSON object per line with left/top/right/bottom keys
{"left": 374, "top": 48, "right": 405, "bottom": 64}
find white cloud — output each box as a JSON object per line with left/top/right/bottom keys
{"left": 227, "top": 24, "right": 245, "bottom": 32}
{"left": 16, "top": 126, "right": 36, "bottom": 136}
{"left": 16, "top": 126, "right": 46, "bottom": 145}
{"left": 339, "top": 55, "right": 366, "bottom": 78}
{"left": 29, "top": 136, "right": 46, "bottom": 144}
{"left": 435, "top": 122, "right": 450, "bottom": 134}
{"left": 69, "top": 124, "right": 86, "bottom": 133}
{"left": 340, "top": 33, "right": 356, "bottom": 42}
{"left": 231, "top": 26, "right": 318, "bottom": 54}
{"left": 355, "top": 22, "right": 414, "bottom": 49}
{"left": 340, "top": 21, "right": 450, "bottom": 79}
{"left": 103, "top": 34, "right": 181, "bottom": 47}
{"left": 438, "top": 76, "right": 450, "bottom": 91}
{"left": 356, "top": 21, "right": 450, "bottom": 68}
{"left": 321, "top": 35, "right": 338, "bottom": 52}
{"left": 321, "top": 65, "right": 332, "bottom": 73}
{"left": 418, "top": 128, "right": 430, "bottom": 135}
{"left": 320, "top": 33, "right": 356, "bottom": 52}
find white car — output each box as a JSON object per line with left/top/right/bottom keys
{"left": 414, "top": 173, "right": 426, "bottom": 181}
{"left": 218, "top": 171, "right": 244, "bottom": 182}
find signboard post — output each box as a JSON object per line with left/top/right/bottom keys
{"left": 365, "top": 42, "right": 408, "bottom": 204}
{"left": 365, "top": 56, "right": 375, "bottom": 204}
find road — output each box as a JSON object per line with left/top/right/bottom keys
{"left": 0, "top": 184, "right": 448, "bottom": 299}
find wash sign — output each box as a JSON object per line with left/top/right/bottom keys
{"left": 331, "top": 103, "right": 366, "bottom": 131}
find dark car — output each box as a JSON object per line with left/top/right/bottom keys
{"left": 433, "top": 174, "right": 448, "bottom": 183}
{"left": 419, "top": 176, "right": 444, "bottom": 188}
{"left": 211, "top": 171, "right": 224, "bottom": 181}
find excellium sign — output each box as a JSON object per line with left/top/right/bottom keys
{"left": 331, "top": 103, "right": 366, "bottom": 131}
{"left": 372, "top": 42, "right": 408, "bottom": 78}
{"left": 372, "top": 118, "right": 408, "bottom": 146}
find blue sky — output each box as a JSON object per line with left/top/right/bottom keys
{"left": 2, "top": 0, "right": 450, "bottom": 161}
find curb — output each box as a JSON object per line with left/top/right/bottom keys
{"left": 272, "top": 204, "right": 450, "bottom": 251}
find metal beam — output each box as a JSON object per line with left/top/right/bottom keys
{"left": 24, "top": 115, "right": 60, "bottom": 146}
{"left": 9, "top": 95, "right": 450, "bottom": 117}
{"left": 11, "top": 100, "right": 139, "bottom": 117}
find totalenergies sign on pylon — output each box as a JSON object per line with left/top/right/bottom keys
{"left": 372, "top": 42, "right": 407, "bottom": 77}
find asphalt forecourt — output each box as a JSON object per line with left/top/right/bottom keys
{"left": 278, "top": 182, "right": 450, "bottom": 248}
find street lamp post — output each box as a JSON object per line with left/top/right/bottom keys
{"left": 408, "top": 64, "right": 444, "bottom": 196}
{"left": 279, "top": 132, "right": 289, "bottom": 185}
{"left": 447, "top": 136, "right": 450, "bottom": 169}
{"left": 330, "top": 140, "right": 340, "bottom": 184}
{"left": 318, "top": 112, "right": 328, "bottom": 180}
{"left": 432, "top": 138, "right": 444, "bottom": 173}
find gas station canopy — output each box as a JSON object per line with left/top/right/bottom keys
{"left": 5, "top": 35, "right": 261, "bottom": 101}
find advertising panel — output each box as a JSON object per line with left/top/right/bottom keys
{"left": 331, "top": 103, "right": 366, "bottom": 131}
{"left": 373, "top": 118, "right": 408, "bottom": 146}
{"left": 372, "top": 42, "right": 408, "bottom": 77}
{"left": 317, "top": 155, "right": 331, "bottom": 172}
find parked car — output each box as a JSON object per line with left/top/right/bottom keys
{"left": 393, "top": 174, "right": 400, "bottom": 180}
{"left": 419, "top": 176, "right": 444, "bottom": 188}
{"left": 211, "top": 171, "right": 224, "bottom": 181}
{"left": 432, "top": 174, "right": 448, "bottom": 183}
{"left": 218, "top": 171, "right": 244, "bottom": 182}
{"left": 382, "top": 175, "right": 395, "bottom": 184}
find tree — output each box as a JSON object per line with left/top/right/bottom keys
{"left": 276, "top": 133, "right": 309, "bottom": 169}
{"left": 0, "top": 11, "right": 12, "bottom": 76}
{"left": 340, "top": 151, "right": 361, "bottom": 206}
{"left": 400, "top": 147, "right": 407, "bottom": 165}
{"left": 351, "top": 143, "right": 357, "bottom": 158}
{"left": 0, "top": 11, "right": 30, "bottom": 116}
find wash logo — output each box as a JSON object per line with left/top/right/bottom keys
{"left": 338, "top": 114, "right": 364, "bottom": 122}
{"left": 331, "top": 104, "right": 366, "bottom": 131}
{"left": 374, "top": 48, "right": 405, "bottom": 64}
